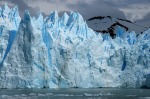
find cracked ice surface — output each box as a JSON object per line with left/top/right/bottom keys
{"left": 0, "top": 4, "right": 149, "bottom": 88}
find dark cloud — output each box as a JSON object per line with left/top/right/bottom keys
{"left": 136, "top": 12, "right": 150, "bottom": 27}
{"left": 66, "top": 0, "right": 126, "bottom": 20}
{"left": 0, "top": 0, "right": 149, "bottom": 27}
{"left": 104, "top": 0, "right": 150, "bottom": 6}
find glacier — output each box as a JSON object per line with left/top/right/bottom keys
{"left": 0, "top": 4, "right": 150, "bottom": 88}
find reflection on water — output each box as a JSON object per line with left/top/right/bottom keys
{"left": 0, "top": 88, "right": 150, "bottom": 99}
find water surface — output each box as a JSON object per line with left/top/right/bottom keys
{"left": 0, "top": 88, "right": 150, "bottom": 99}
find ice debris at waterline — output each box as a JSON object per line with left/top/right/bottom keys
{"left": 0, "top": 4, "right": 149, "bottom": 88}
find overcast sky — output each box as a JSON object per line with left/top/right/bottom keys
{"left": 0, "top": 0, "right": 150, "bottom": 27}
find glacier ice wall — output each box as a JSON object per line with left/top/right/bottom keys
{"left": 0, "top": 4, "right": 150, "bottom": 88}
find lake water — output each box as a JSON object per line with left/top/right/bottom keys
{"left": 0, "top": 88, "right": 150, "bottom": 99}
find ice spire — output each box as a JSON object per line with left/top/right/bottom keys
{"left": 116, "top": 26, "right": 125, "bottom": 38}
{"left": 3, "top": 3, "right": 10, "bottom": 11}
{"left": 24, "top": 10, "right": 31, "bottom": 21}
{"left": 66, "top": 11, "right": 77, "bottom": 26}
{"left": 36, "top": 13, "right": 44, "bottom": 29}
{"left": 0, "top": 7, "right": 2, "bottom": 17}
{"left": 127, "top": 31, "right": 136, "bottom": 45}
{"left": 60, "top": 12, "right": 69, "bottom": 26}
{"left": 2, "top": 3, "right": 11, "bottom": 18}
{"left": 46, "top": 10, "right": 59, "bottom": 28}
{"left": 12, "top": 5, "right": 19, "bottom": 17}
{"left": 48, "top": 10, "right": 58, "bottom": 22}
{"left": 37, "top": 13, "right": 43, "bottom": 22}
{"left": 66, "top": 11, "right": 84, "bottom": 27}
{"left": 76, "top": 12, "right": 84, "bottom": 22}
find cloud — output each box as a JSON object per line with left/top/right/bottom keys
{"left": 24, "top": 0, "right": 93, "bottom": 16}
{"left": 66, "top": 0, "right": 126, "bottom": 19}
{"left": 0, "top": 0, "right": 149, "bottom": 27}
{"left": 136, "top": 12, "right": 150, "bottom": 27}
{"left": 21, "top": 0, "right": 125, "bottom": 17}
{"left": 119, "top": 4, "right": 150, "bottom": 22}
{"left": 25, "top": 0, "right": 70, "bottom": 15}
{"left": 24, "top": 0, "right": 126, "bottom": 19}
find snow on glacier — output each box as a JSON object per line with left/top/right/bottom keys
{"left": 0, "top": 4, "right": 149, "bottom": 88}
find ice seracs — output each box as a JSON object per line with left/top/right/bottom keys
{"left": 1, "top": 3, "right": 11, "bottom": 18}
{"left": 60, "top": 12, "right": 69, "bottom": 27}
{"left": 0, "top": 4, "right": 149, "bottom": 88}
{"left": 0, "top": 4, "right": 21, "bottom": 30}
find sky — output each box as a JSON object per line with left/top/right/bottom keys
{"left": 0, "top": 0, "right": 150, "bottom": 27}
